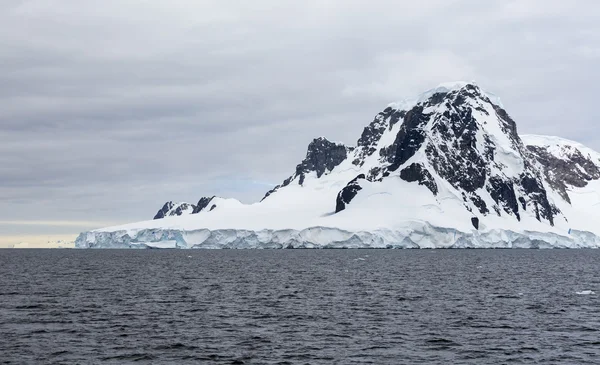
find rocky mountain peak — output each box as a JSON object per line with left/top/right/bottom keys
{"left": 296, "top": 137, "right": 350, "bottom": 182}
{"left": 153, "top": 201, "right": 196, "bottom": 220}
{"left": 261, "top": 138, "right": 351, "bottom": 201}
{"left": 193, "top": 196, "right": 218, "bottom": 213}
{"left": 153, "top": 196, "right": 221, "bottom": 219}
{"left": 269, "top": 82, "right": 563, "bottom": 227}
{"left": 378, "top": 83, "right": 558, "bottom": 225}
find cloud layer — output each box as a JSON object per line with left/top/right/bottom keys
{"left": 2, "top": 0, "right": 600, "bottom": 235}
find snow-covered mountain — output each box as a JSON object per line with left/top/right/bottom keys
{"left": 76, "top": 82, "right": 600, "bottom": 249}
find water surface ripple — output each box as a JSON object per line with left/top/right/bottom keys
{"left": 1, "top": 249, "right": 599, "bottom": 364}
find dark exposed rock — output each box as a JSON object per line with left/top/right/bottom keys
{"left": 519, "top": 174, "right": 557, "bottom": 225}
{"left": 424, "top": 93, "right": 487, "bottom": 194}
{"left": 493, "top": 104, "right": 520, "bottom": 149}
{"left": 354, "top": 107, "right": 406, "bottom": 166}
{"left": 384, "top": 106, "right": 430, "bottom": 171}
{"left": 262, "top": 138, "right": 349, "bottom": 199}
{"left": 367, "top": 166, "right": 383, "bottom": 181}
{"left": 335, "top": 174, "right": 366, "bottom": 213}
{"left": 471, "top": 217, "right": 479, "bottom": 230}
{"left": 426, "top": 92, "right": 449, "bottom": 106}
{"left": 192, "top": 196, "right": 216, "bottom": 214}
{"left": 399, "top": 163, "right": 438, "bottom": 195}
{"left": 265, "top": 137, "right": 351, "bottom": 201}
{"left": 470, "top": 194, "right": 489, "bottom": 214}
{"left": 173, "top": 204, "right": 193, "bottom": 216}
{"left": 518, "top": 197, "right": 527, "bottom": 211}
{"left": 154, "top": 202, "right": 175, "bottom": 220}
{"left": 527, "top": 144, "right": 600, "bottom": 204}
{"left": 261, "top": 185, "right": 281, "bottom": 202}
{"left": 488, "top": 176, "right": 520, "bottom": 220}
{"left": 154, "top": 201, "right": 196, "bottom": 220}
{"left": 293, "top": 137, "right": 349, "bottom": 186}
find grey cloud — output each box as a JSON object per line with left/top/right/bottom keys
{"left": 2, "top": 0, "right": 600, "bottom": 232}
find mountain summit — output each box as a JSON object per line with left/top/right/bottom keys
{"left": 77, "top": 82, "right": 600, "bottom": 249}
{"left": 265, "top": 82, "right": 559, "bottom": 227}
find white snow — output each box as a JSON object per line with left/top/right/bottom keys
{"left": 388, "top": 81, "right": 504, "bottom": 112}
{"left": 77, "top": 159, "right": 600, "bottom": 249}
{"left": 76, "top": 83, "right": 600, "bottom": 249}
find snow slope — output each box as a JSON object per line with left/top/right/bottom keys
{"left": 77, "top": 82, "right": 600, "bottom": 249}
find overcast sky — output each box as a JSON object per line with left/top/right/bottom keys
{"left": 2, "top": 0, "right": 600, "bottom": 244}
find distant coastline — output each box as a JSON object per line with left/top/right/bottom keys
{"left": 0, "top": 235, "right": 77, "bottom": 249}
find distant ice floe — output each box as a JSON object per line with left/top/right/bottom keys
{"left": 576, "top": 290, "right": 595, "bottom": 295}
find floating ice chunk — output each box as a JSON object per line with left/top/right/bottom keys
{"left": 576, "top": 290, "right": 595, "bottom": 295}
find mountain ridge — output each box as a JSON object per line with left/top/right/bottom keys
{"left": 78, "top": 82, "right": 600, "bottom": 249}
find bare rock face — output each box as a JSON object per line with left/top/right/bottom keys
{"left": 262, "top": 137, "right": 351, "bottom": 200}
{"left": 154, "top": 202, "right": 176, "bottom": 219}
{"left": 353, "top": 107, "right": 406, "bottom": 166}
{"left": 154, "top": 197, "right": 220, "bottom": 219}
{"left": 294, "top": 137, "right": 350, "bottom": 184}
{"left": 335, "top": 174, "right": 366, "bottom": 213}
{"left": 399, "top": 163, "right": 438, "bottom": 195}
{"left": 193, "top": 196, "right": 216, "bottom": 214}
{"left": 153, "top": 202, "right": 196, "bottom": 220}
{"left": 527, "top": 144, "right": 600, "bottom": 204}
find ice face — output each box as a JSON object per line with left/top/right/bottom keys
{"left": 76, "top": 223, "right": 600, "bottom": 249}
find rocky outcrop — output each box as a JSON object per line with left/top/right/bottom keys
{"left": 335, "top": 174, "right": 366, "bottom": 213}
{"left": 153, "top": 202, "right": 196, "bottom": 220}
{"left": 383, "top": 105, "right": 430, "bottom": 171}
{"left": 192, "top": 196, "right": 216, "bottom": 214}
{"left": 154, "top": 197, "right": 220, "bottom": 219}
{"left": 527, "top": 144, "right": 600, "bottom": 204}
{"left": 353, "top": 107, "right": 406, "bottom": 165}
{"left": 399, "top": 163, "right": 438, "bottom": 195}
{"left": 295, "top": 137, "right": 349, "bottom": 184}
{"left": 263, "top": 137, "right": 351, "bottom": 200}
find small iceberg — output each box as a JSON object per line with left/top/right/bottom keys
{"left": 576, "top": 290, "right": 595, "bottom": 295}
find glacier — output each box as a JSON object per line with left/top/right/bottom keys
{"left": 76, "top": 82, "right": 600, "bottom": 249}
{"left": 76, "top": 225, "right": 600, "bottom": 249}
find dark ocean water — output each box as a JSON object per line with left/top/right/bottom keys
{"left": 1, "top": 249, "right": 599, "bottom": 364}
